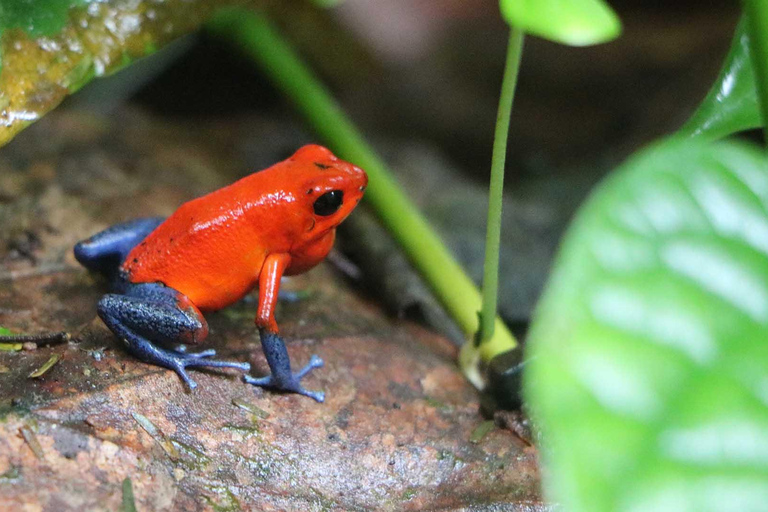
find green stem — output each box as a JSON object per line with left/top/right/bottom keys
{"left": 479, "top": 27, "right": 524, "bottom": 345}
{"left": 208, "top": 9, "right": 518, "bottom": 387}
{"left": 744, "top": 0, "right": 768, "bottom": 141}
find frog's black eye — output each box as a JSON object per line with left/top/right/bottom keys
{"left": 313, "top": 190, "right": 344, "bottom": 216}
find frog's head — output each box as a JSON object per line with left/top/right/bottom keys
{"left": 288, "top": 144, "right": 368, "bottom": 242}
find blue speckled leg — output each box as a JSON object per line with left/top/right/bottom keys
{"left": 74, "top": 217, "right": 165, "bottom": 279}
{"left": 98, "top": 283, "right": 250, "bottom": 389}
{"left": 244, "top": 328, "right": 325, "bottom": 402}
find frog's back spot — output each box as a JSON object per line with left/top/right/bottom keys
{"left": 314, "top": 162, "right": 331, "bottom": 170}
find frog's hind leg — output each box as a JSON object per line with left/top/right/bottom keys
{"left": 97, "top": 283, "right": 250, "bottom": 389}
{"left": 74, "top": 217, "right": 165, "bottom": 280}
{"left": 244, "top": 328, "right": 325, "bottom": 402}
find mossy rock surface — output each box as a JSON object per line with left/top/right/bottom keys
{"left": 0, "top": 109, "right": 543, "bottom": 511}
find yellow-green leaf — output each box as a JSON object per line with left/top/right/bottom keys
{"left": 679, "top": 17, "right": 760, "bottom": 140}
{"left": 0, "top": 0, "right": 265, "bottom": 148}
{"left": 499, "top": 0, "right": 621, "bottom": 46}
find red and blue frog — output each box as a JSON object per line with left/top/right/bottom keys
{"left": 73, "top": 145, "right": 367, "bottom": 402}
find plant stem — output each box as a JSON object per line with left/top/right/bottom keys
{"left": 744, "top": 0, "right": 768, "bottom": 141}
{"left": 208, "top": 9, "right": 518, "bottom": 386}
{"left": 479, "top": 27, "right": 524, "bottom": 345}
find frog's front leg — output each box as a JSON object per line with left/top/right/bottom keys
{"left": 98, "top": 283, "right": 250, "bottom": 389}
{"left": 244, "top": 253, "right": 325, "bottom": 402}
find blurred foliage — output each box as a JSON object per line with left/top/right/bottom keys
{"left": 0, "top": 0, "right": 265, "bottom": 147}
{"left": 0, "top": 0, "right": 86, "bottom": 39}
{"left": 525, "top": 138, "right": 768, "bottom": 511}
{"left": 680, "top": 18, "right": 761, "bottom": 140}
{"left": 308, "top": 0, "right": 343, "bottom": 7}
{"left": 498, "top": 0, "right": 620, "bottom": 46}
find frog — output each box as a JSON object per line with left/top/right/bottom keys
{"left": 73, "top": 144, "right": 368, "bottom": 402}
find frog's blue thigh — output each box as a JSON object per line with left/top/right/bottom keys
{"left": 97, "top": 283, "right": 250, "bottom": 389}
{"left": 74, "top": 217, "right": 165, "bottom": 279}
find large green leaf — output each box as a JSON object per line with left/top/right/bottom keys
{"left": 0, "top": 0, "right": 263, "bottom": 148}
{"left": 525, "top": 138, "right": 768, "bottom": 511}
{"left": 680, "top": 17, "right": 761, "bottom": 140}
{"left": 499, "top": 0, "right": 621, "bottom": 46}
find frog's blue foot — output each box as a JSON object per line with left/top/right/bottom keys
{"left": 97, "top": 284, "right": 250, "bottom": 390}
{"left": 153, "top": 345, "right": 251, "bottom": 390}
{"left": 244, "top": 329, "right": 325, "bottom": 402}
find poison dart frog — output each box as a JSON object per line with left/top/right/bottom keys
{"left": 73, "top": 145, "right": 367, "bottom": 402}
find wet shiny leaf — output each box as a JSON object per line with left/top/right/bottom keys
{"left": 0, "top": 0, "right": 86, "bottom": 39}
{"left": 525, "top": 138, "right": 768, "bottom": 511}
{"left": 499, "top": 0, "right": 621, "bottom": 46}
{"left": 680, "top": 18, "right": 761, "bottom": 140}
{"left": 0, "top": 0, "right": 263, "bottom": 147}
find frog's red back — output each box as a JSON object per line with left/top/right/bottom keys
{"left": 124, "top": 176, "right": 286, "bottom": 310}
{"left": 122, "top": 145, "right": 367, "bottom": 311}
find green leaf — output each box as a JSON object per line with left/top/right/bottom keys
{"left": 121, "top": 477, "right": 137, "bottom": 512}
{"left": 525, "top": 138, "right": 768, "bottom": 512}
{"left": 0, "top": 0, "right": 264, "bottom": 148}
{"left": 28, "top": 354, "right": 60, "bottom": 378}
{"left": 680, "top": 17, "right": 761, "bottom": 140}
{"left": 499, "top": 0, "right": 621, "bottom": 46}
{"left": 308, "top": 0, "right": 344, "bottom": 7}
{"left": 0, "top": 0, "right": 87, "bottom": 38}
{"left": 0, "top": 327, "right": 12, "bottom": 336}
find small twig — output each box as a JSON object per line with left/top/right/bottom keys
{"left": 0, "top": 331, "right": 70, "bottom": 345}
{"left": 231, "top": 398, "right": 270, "bottom": 419}
{"left": 19, "top": 426, "right": 44, "bottom": 460}
{"left": 0, "top": 263, "right": 76, "bottom": 281}
{"left": 132, "top": 412, "right": 179, "bottom": 459}
{"left": 326, "top": 248, "right": 362, "bottom": 281}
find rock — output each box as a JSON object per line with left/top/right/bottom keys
{"left": 0, "top": 109, "right": 544, "bottom": 510}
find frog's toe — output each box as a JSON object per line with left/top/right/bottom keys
{"left": 244, "top": 361, "right": 325, "bottom": 403}
{"left": 180, "top": 348, "right": 217, "bottom": 359}
{"left": 181, "top": 354, "right": 251, "bottom": 373}
{"left": 243, "top": 374, "right": 273, "bottom": 387}
{"left": 168, "top": 355, "right": 250, "bottom": 390}
{"left": 296, "top": 355, "right": 324, "bottom": 379}
{"left": 298, "top": 388, "right": 325, "bottom": 403}
{"left": 172, "top": 364, "right": 199, "bottom": 390}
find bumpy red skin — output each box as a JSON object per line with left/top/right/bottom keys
{"left": 123, "top": 145, "right": 368, "bottom": 333}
